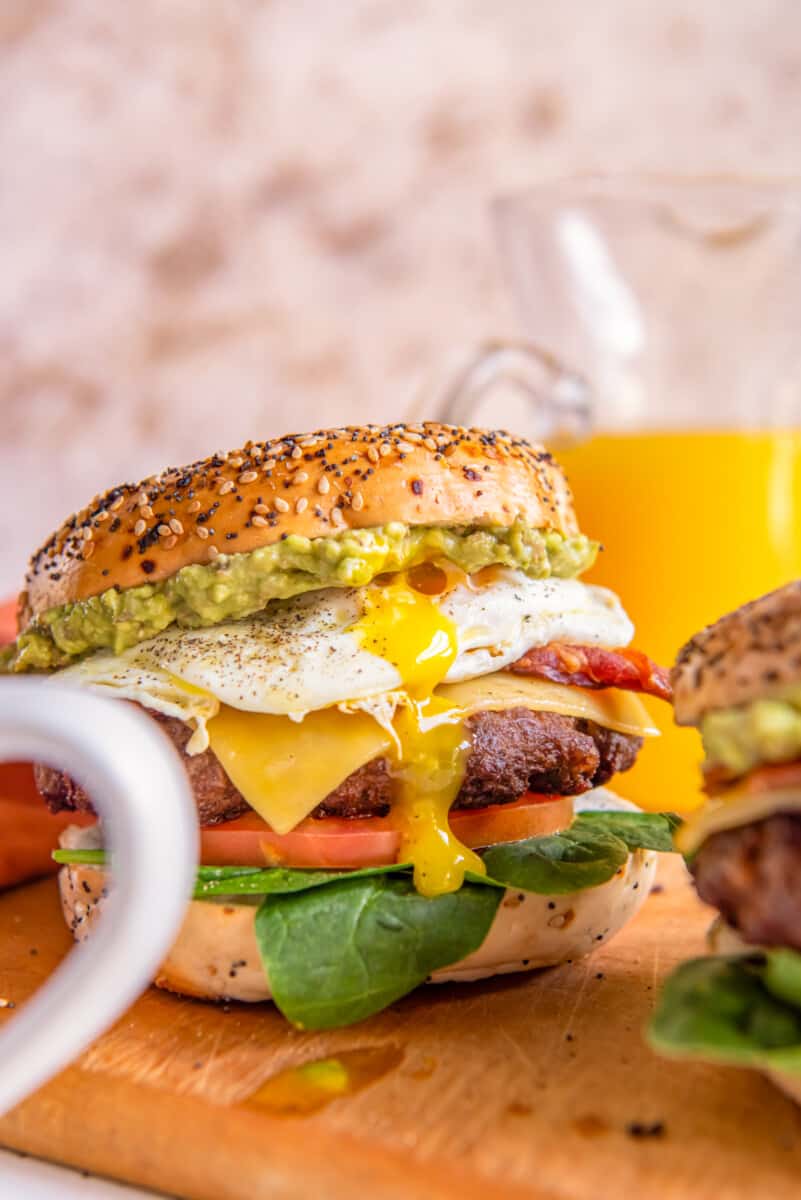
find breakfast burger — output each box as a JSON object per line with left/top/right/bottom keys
{"left": 6, "top": 423, "right": 675, "bottom": 1029}
{"left": 651, "top": 582, "right": 801, "bottom": 1099}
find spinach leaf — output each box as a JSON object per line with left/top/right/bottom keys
{"left": 481, "top": 825, "right": 629, "bottom": 894}
{"left": 254, "top": 874, "right": 501, "bottom": 1029}
{"left": 573, "top": 810, "right": 681, "bottom": 853}
{"left": 194, "top": 861, "right": 413, "bottom": 898}
{"left": 650, "top": 954, "right": 801, "bottom": 1074}
{"left": 52, "top": 848, "right": 106, "bottom": 866}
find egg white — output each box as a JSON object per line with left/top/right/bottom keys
{"left": 56, "top": 571, "right": 633, "bottom": 751}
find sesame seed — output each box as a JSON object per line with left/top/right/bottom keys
{"left": 424, "top": 437, "right": 437, "bottom": 451}
{"left": 81, "top": 542, "right": 95, "bottom": 559}
{"left": 331, "top": 506, "right": 345, "bottom": 526}
{"left": 208, "top": 545, "right": 220, "bottom": 558}
{"left": 274, "top": 497, "right": 290, "bottom": 513}
{"left": 294, "top": 471, "right": 309, "bottom": 483}
{"left": 169, "top": 518, "right": 183, "bottom": 535}
{"left": 81, "top": 526, "right": 93, "bottom": 541}
{"left": 95, "top": 510, "right": 110, "bottom": 523}
{"left": 163, "top": 534, "right": 178, "bottom": 550}
{"left": 136, "top": 491, "right": 149, "bottom": 506}
{"left": 238, "top": 470, "right": 258, "bottom": 484}
{"left": 298, "top": 437, "right": 318, "bottom": 448}
{"left": 139, "top": 505, "right": 154, "bottom": 519}
{"left": 228, "top": 455, "right": 244, "bottom": 468}
{"left": 317, "top": 476, "right": 331, "bottom": 495}
{"left": 254, "top": 503, "right": 270, "bottom": 515}
{"left": 291, "top": 445, "right": 302, "bottom": 460}
{"left": 352, "top": 491, "right": 364, "bottom": 511}
{"left": 252, "top": 514, "right": 269, "bottom": 527}
{"left": 397, "top": 441, "right": 415, "bottom": 453}
{"left": 196, "top": 526, "right": 209, "bottom": 539}
{"left": 219, "top": 480, "right": 235, "bottom": 496}
{"left": 404, "top": 432, "right": 423, "bottom": 443}
{"left": 379, "top": 442, "right": 392, "bottom": 457}
{"left": 109, "top": 495, "right": 125, "bottom": 511}
{"left": 262, "top": 459, "right": 276, "bottom": 471}
{"left": 367, "top": 446, "right": 379, "bottom": 463}
{"left": 295, "top": 496, "right": 308, "bottom": 514}
{"left": 158, "top": 524, "right": 171, "bottom": 536}
{"left": 134, "top": 519, "right": 147, "bottom": 536}
{"left": 187, "top": 499, "right": 201, "bottom": 514}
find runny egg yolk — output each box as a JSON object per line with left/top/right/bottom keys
{"left": 356, "top": 577, "right": 486, "bottom": 897}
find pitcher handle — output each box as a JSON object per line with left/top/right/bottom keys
{"left": 411, "top": 340, "right": 592, "bottom": 446}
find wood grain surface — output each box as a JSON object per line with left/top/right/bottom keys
{"left": 2, "top": 857, "right": 801, "bottom": 1200}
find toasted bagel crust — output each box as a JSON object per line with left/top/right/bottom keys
{"left": 22, "top": 423, "right": 578, "bottom": 623}
{"left": 672, "top": 581, "right": 801, "bottom": 726}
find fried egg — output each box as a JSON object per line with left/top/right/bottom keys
{"left": 56, "top": 570, "right": 633, "bottom": 754}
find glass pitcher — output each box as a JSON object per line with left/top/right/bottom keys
{"left": 428, "top": 176, "right": 801, "bottom": 812}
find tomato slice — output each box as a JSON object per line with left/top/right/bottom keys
{"left": 0, "top": 597, "right": 17, "bottom": 646}
{"left": 199, "top": 793, "right": 574, "bottom": 869}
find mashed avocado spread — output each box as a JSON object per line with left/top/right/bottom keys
{"left": 701, "top": 688, "right": 801, "bottom": 778}
{"left": 7, "top": 519, "right": 597, "bottom": 672}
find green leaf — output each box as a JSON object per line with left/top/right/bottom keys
{"left": 481, "top": 825, "right": 629, "bottom": 895}
{"left": 194, "top": 862, "right": 414, "bottom": 898}
{"left": 573, "top": 810, "right": 682, "bottom": 853}
{"left": 52, "top": 848, "right": 107, "bottom": 866}
{"left": 254, "top": 874, "right": 501, "bottom": 1029}
{"left": 649, "top": 954, "right": 801, "bottom": 1074}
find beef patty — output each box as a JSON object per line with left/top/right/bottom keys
{"left": 691, "top": 812, "right": 801, "bottom": 951}
{"left": 36, "top": 705, "right": 641, "bottom": 826}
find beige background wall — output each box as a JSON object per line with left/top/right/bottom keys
{"left": 2, "top": 0, "right": 800, "bottom": 592}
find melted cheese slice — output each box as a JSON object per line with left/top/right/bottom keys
{"left": 677, "top": 786, "right": 801, "bottom": 855}
{"left": 206, "top": 674, "right": 657, "bottom": 836}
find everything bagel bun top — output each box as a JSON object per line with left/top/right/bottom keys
{"left": 672, "top": 581, "right": 801, "bottom": 727}
{"left": 23, "top": 422, "right": 579, "bottom": 622}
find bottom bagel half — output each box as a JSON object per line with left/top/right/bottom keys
{"left": 59, "top": 849, "right": 656, "bottom": 1005}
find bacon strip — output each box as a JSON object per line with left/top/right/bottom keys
{"left": 509, "top": 643, "right": 673, "bottom": 703}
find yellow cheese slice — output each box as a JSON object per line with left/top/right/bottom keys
{"left": 677, "top": 786, "right": 801, "bottom": 855}
{"left": 207, "top": 706, "right": 393, "bottom": 834}
{"left": 205, "top": 673, "right": 658, "bottom": 835}
{"left": 437, "top": 674, "right": 659, "bottom": 739}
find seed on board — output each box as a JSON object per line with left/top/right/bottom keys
{"left": 158, "top": 524, "right": 171, "bottom": 537}
{"left": 169, "top": 518, "right": 183, "bottom": 535}
{"left": 219, "top": 480, "right": 235, "bottom": 496}
{"left": 295, "top": 497, "right": 308, "bottom": 514}
{"left": 274, "top": 497, "right": 290, "bottom": 513}
{"left": 352, "top": 492, "right": 364, "bottom": 511}
{"left": 196, "top": 526, "right": 209, "bottom": 539}
{"left": 163, "top": 534, "right": 178, "bottom": 550}
{"left": 317, "top": 476, "right": 330, "bottom": 495}
{"left": 238, "top": 470, "right": 258, "bottom": 484}
{"left": 187, "top": 499, "right": 202, "bottom": 514}
{"left": 134, "top": 519, "right": 147, "bottom": 536}
{"left": 252, "top": 514, "right": 269, "bottom": 527}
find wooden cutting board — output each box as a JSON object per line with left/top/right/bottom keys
{"left": 2, "top": 857, "right": 801, "bottom": 1200}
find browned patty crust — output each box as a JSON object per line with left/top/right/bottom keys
{"left": 35, "top": 706, "right": 641, "bottom": 826}
{"left": 691, "top": 813, "right": 801, "bottom": 951}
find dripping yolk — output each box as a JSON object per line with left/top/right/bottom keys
{"left": 355, "top": 576, "right": 486, "bottom": 897}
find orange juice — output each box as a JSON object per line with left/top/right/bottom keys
{"left": 560, "top": 430, "right": 801, "bottom": 812}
